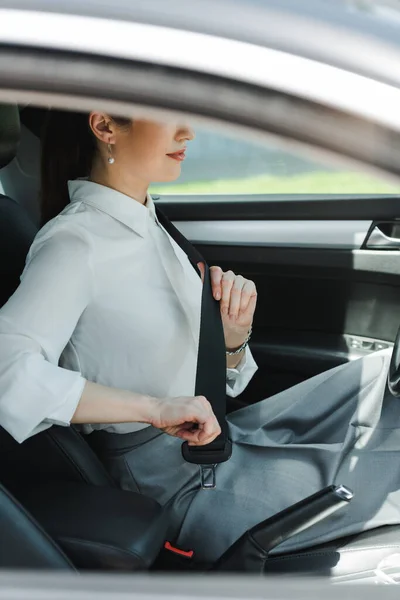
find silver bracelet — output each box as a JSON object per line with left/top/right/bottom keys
{"left": 226, "top": 327, "right": 252, "bottom": 356}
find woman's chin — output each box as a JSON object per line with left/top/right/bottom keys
{"left": 156, "top": 169, "right": 182, "bottom": 183}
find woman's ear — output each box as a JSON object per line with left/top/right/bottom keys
{"left": 89, "top": 112, "right": 116, "bottom": 144}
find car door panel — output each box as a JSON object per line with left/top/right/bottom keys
{"left": 159, "top": 196, "right": 400, "bottom": 402}
{"left": 174, "top": 220, "right": 371, "bottom": 249}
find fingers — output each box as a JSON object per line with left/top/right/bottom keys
{"left": 156, "top": 393, "right": 221, "bottom": 448}
{"left": 220, "top": 270, "right": 235, "bottom": 315}
{"left": 209, "top": 267, "right": 257, "bottom": 319}
{"left": 179, "top": 395, "right": 221, "bottom": 446}
{"left": 178, "top": 418, "right": 220, "bottom": 446}
{"left": 244, "top": 291, "right": 257, "bottom": 317}
{"left": 196, "top": 414, "right": 221, "bottom": 444}
{"left": 177, "top": 422, "right": 219, "bottom": 445}
{"left": 228, "top": 275, "right": 245, "bottom": 318}
{"left": 239, "top": 280, "right": 257, "bottom": 314}
{"left": 221, "top": 272, "right": 256, "bottom": 318}
{"left": 210, "top": 266, "right": 223, "bottom": 301}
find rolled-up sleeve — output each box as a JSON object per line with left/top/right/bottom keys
{"left": 226, "top": 345, "right": 258, "bottom": 397}
{"left": 0, "top": 225, "right": 94, "bottom": 443}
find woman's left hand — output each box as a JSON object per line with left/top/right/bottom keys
{"left": 198, "top": 264, "right": 257, "bottom": 350}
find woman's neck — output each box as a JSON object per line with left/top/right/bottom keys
{"left": 89, "top": 164, "right": 149, "bottom": 205}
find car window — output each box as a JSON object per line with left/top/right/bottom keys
{"left": 149, "top": 127, "right": 400, "bottom": 198}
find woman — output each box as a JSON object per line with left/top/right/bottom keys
{"left": 0, "top": 110, "right": 400, "bottom": 564}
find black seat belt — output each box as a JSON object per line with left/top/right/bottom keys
{"left": 155, "top": 207, "right": 232, "bottom": 488}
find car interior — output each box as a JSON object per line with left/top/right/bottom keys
{"left": 2, "top": 102, "right": 400, "bottom": 581}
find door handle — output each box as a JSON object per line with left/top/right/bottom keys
{"left": 365, "top": 225, "right": 400, "bottom": 249}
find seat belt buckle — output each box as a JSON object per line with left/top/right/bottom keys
{"left": 182, "top": 439, "right": 232, "bottom": 489}
{"left": 181, "top": 439, "right": 232, "bottom": 465}
{"left": 200, "top": 464, "right": 217, "bottom": 490}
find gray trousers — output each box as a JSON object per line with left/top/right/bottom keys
{"left": 91, "top": 349, "right": 400, "bottom": 563}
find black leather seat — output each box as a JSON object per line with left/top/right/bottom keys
{"left": 0, "top": 482, "right": 74, "bottom": 570}
{"left": 1, "top": 103, "right": 400, "bottom": 579}
{"left": 18, "top": 480, "right": 171, "bottom": 571}
{"left": 0, "top": 104, "right": 38, "bottom": 307}
{"left": 0, "top": 193, "right": 37, "bottom": 307}
{"left": 0, "top": 473, "right": 170, "bottom": 572}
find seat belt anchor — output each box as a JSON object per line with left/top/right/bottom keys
{"left": 200, "top": 464, "right": 217, "bottom": 490}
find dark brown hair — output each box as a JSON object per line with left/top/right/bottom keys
{"left": 40, "top": 110, "right": 130, "bottom": 226}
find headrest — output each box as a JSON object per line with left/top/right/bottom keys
{"left": 0, "top": 104, "right": 20, "bottom": 169}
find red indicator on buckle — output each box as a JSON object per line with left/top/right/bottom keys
{"left": 164, "top": 541, "right": 194, "bottom": 558}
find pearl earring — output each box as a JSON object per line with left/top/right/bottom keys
{"left": 107, "top": 143, "right": 115, "bottom": 164}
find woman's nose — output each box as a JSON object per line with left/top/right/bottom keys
{"left": 177, "top": 125, "right": 195, "bottom": 142}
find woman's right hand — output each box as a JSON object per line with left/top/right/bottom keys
{"left": 72, "top": 383, "right": 220, "bottom": 446}
{"left": 150, "top": 395, "right": 221, "bottom": 446}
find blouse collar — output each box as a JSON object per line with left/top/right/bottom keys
{"left": 68, "top": 179, "right": 157, "bottom": 238}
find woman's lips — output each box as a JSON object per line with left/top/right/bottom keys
{"left": 166, "top": 149, "right": 186, "bottom": 162}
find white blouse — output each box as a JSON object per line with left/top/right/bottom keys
{"left": 0, "top": 180, "right": 258, "bottom": 443}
